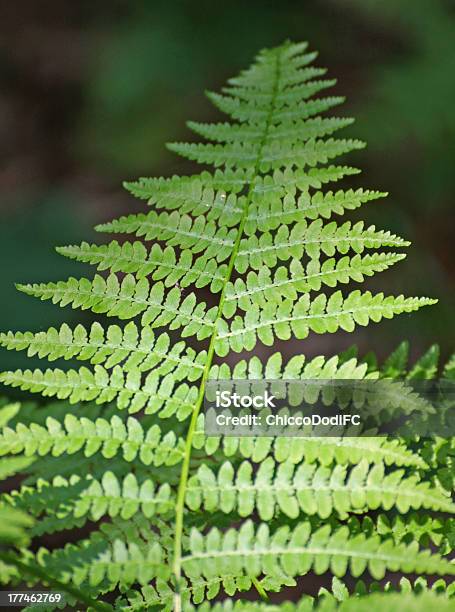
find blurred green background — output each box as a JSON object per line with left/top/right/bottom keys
{"left": 1, "top": 0, "right": 454, "bottom": 371}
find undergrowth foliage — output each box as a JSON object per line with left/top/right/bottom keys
{"left": 0, "top": 41, "right": 453, "bottom": 611}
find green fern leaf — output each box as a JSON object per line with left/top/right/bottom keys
{"left": 0, "top": 40, "right": 445, "bottom": 611}
{"left": 57, "top": 242, "right": 228, "bottom": 291}
{"left": 183, "top": 520, "right": 455, "bottom": 581}
{"left": 0, "top": 413, "right": 184, "bottom": 464}
{"left": 185, "top": 459, "right": 454, "bottom": 520}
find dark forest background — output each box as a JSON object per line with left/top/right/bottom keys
{"left": 1, "top": 0, "right": 454, "bottom": 372}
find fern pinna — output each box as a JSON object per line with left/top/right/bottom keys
{"left": 0, "top": 41, "right": 453, "bottom": 611}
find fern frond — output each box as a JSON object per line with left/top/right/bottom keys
{"left": 30, "top": 529, "right": 168, "bottom": 589}
{"left": 187, "top": 115, "right": 353, "bottom": 145}
{"left": 5, "top": 402, "right": 421, "bottom": 475}
{"left": 184, "top": 520, "right": 455, "bottom": 582}
{"left": 251, "top": 166, "right": 362, "bottom": 199}
{"left": 167, "top": 138, "right": 364, "bottom": 171}
{"left": 117, "top": 556, "right": 455, "bottom": 611}
{"left": 124, "top": 170, "right": 247, "bottom": 204}
{"left": 215, "top": 292, "right": 436, "bottom": 355}
{"left": 0, "top": 322, "right": 206, "bottom": 381}
{"left": 17, "top": 275, "right": 216, "bottom": 338}
{"left": 209, "top": 351, "right": 370, "bottom": 380}
{"left": 235, "top": 221, "right": 409, "bottom": 273}
{"left": 2, "top": 516, "right": 171, "bottom": 593}
{"left": 6, "top": 472, "right": 173, "bottom": 523}
{"left": 57, "top": 242, "right": 228, "bottom": 291}
{"left": 0, "top": 414, "right": 184, "bottom": 465}
{"left": 0, "top": 40, "right": 443, "bottom": 610}
{"left": 224, "top": 77, "right": 338, "bottom": 105}
{"left": 0, "top": 367, "right": 198, "bottom": 417}
{"left": 204, "top": 92, "right": 346, "bottom": 124}
{"left": 224, "top": 253, "right": 405, "bottom": 314}
{"left": 226, "top": 46, "right": 322, "bottom": 91}
{"left": 245, "top": 188, "right": 387, "bottom": 234}
{"left": 125, "top": 166, "right": 362, "bottom": 207}
{"left": 195, "top": 423, "right": 427, "bottom": 468}
{"left": 96, "top": 211, "right": 237, "bottom": 262}
{"left": 186, "top": 459, "right": 454, "bottom": 520}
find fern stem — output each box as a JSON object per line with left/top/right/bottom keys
{"left": 172, "top": 49, "right": 283, "bottom": 611}
{"left": 0, "top": 551, "right": 112, "bottom": 611}
{"left": 252, "top": 577, "right": 269, "bottom": 601}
